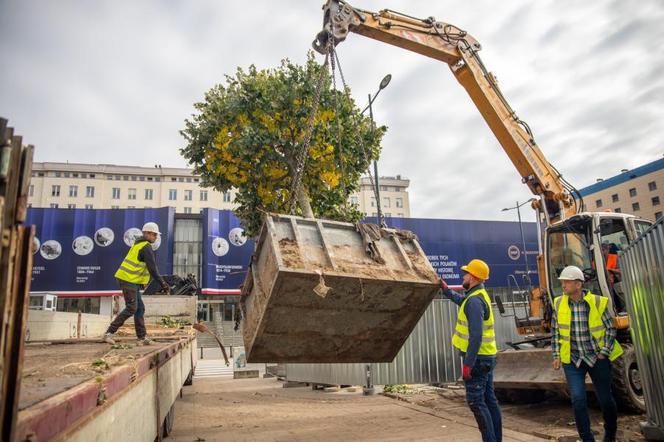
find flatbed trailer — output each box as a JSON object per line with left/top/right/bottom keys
{"left": 14, "top": 331, "right": 196, "bottom": 441}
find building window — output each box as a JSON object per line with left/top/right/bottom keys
{"left": 655, "top": 211, "right": 663, "bottom": 220}
{"left": 184, "top": 207, "right": 192, "bottom": 214}
{"left": 51, "top": 185, "right": 61, "bottom": 197}
{"left": 55, "top": 171, "right": 61, "bottom": 178}
{"left": 131, "top": 176, "right": 137, "bottom": 181}
{"left": 69, "top": 185, "right": 78, "bottom": 197}
{"left": 382, "top": 197, "right": 390, "bottom": 208}
{"left": 86, "top": 186, "right": 95, "bottom": 198}
{"left": 614, "top": 208, "right": 622, "bottom": 213}
{"left": 169, "top": 189, "right": 177, "bottom": 200}
{"left": 50, "top": 203, "right": 59, "bottom": 208}
{"left": 178, "top": 177, "right": 184, "bottom": 182}
{"left": 396, "top": 197, "right": 403, "bottom": 208}
{"left": 123, "top": 175, "right": 129, "bottom": 181}
{"left": 85, "top": 204, "right": 93, "bottom": 209}
{"left": 384, "top": 213, "right": 391, "bottom": 217}
{"left": 111, "top": 205, "right": 119, "bottom": 209}
{"left": 29, "top": 185, "right": 34, "bottom": 197}
{"left": 595, "top": 199, "right": 603, "bottom": 208}
{"left": 223, "top": 192, "right": 232, "bottom": 203}
{"left": 112, "top": 188, "right": 121, "bottom": 199}
{"left": 200, "top": 190, "right": 208, "bottom": 201}
{"left": 629, "top": 188, "right": 637, "bottom": 197}
{"left": 171, "top": 177, "right": 177, "bottom": 182}
{"left": 612, "top": 194, "right": 619, "bottom": 203}
{"left": 147, "top": 177, "right": 153, "bottom": 181}
{"left": 139, "top": 176, "right": 145, "bottom": 181}
{"left": 653, "top": 196, "right": 661, "bottom": 206}
{"left": 648, "top": 181, "right": 657, "bottom": 191}
{"left": 145, "top": 189, "right": 154, "bottom": 200}
{"left": 89, "top": 174, "right": 95, "bottom": 178}
{"left": 128, "top": 188, "right": 137, "bottom": 200}
{"left": 380, "top": 186, "right": 388, "bottom": 191}
{"left": 184, "top": 190, "right": 193, "bottom": 201}
{"left": 370, "top": 197, "right": 376, "bottom": 207}
{"left": 194, "top": 178, "right": 200, "bottom": 183}
{"left": 37, "top": 172, "right": 45, "bottom": 177}
{"left": 155, "top": 177, "right": 161, "bottom": 182}
{"left": 186, "top": 177, "right": 192, "bottom": 183}
{"left": 350, "top": 196, "right": 359, "bottom": 205}
{"left": 106, "top": 175, "right": 113, "bottom": 180}
{"left": 72, "top": 173, "right": 79, "bottom": 178}
{"left": 127, "top": 206, "right": 135, "bottom": 209}
{"left": 67, "top": 204, "right": 76, "bottom": 209}
{"left": 64, "top": 172, "right": 70, "bottom": 178}
{"left": 632, "top": 202, "right": 640, "bottom": 212}
{"left": 81, "top": 173, "right": 87, "bottom": 179}
{"left": 115, "top": 175, "right": 121, "bottom": 180}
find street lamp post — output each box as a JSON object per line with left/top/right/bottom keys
{"left": 501, "top": 199, "right": 536, "bottom": 283}
{"left": 362, "top": 74, "right": 391, "bottom": 226}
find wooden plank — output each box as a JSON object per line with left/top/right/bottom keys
{"left": 3, "top": 226, "right": 34, "bottom": 439}
{"left": 15, "top": 145, "right": 33, "bottom": 223}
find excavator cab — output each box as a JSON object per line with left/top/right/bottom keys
{"left": 545, "top": 213, "right": 652, "bottom": 323}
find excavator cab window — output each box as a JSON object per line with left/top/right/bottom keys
{"left": 598, "top": 217, "right": 629, "bottom": 312}
{"left": 546, "top": 217, "right": 601, "bottom": 298}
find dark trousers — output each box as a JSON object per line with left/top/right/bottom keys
{"left": 106, "top": 279, "right": 146, "bottom": 339}
{"left": 563, "top": 358, "right": 618, "bottom": 442}
{"left": 464, "top": 357, "right": 502, "bottom": 442}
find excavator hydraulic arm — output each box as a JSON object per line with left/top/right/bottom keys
{"left": 313, "top": 0, "right": 576, "bottom": 225}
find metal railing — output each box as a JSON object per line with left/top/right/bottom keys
{"left": 620, "top": 216, "right": 664, "bottom": 440}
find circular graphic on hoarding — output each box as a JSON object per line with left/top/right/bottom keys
{"left": 151, "top": 235, "right": 161, "bottom": 251}
{"left": 212, "top": 237, "right": 230, "bottom": 257}
{"left": 228, "top": 227, "right": 247, "bottom": 247}
{"left": 72, "top": 236, "right": 94, "bottom": 256}
{"left": 94, "top": 227, "right": 115, "bottom": 247}
{"left": 123, "top": 228, "right": 143, "bottom": 246}
{"left": 507, "top": 245, "right": 521, "bottom": 261}
{"left": 40, "top": 240, "right": 62, "bottom": 260}
{"left": 32, "top": 237, "right": 40, "bottom": 255}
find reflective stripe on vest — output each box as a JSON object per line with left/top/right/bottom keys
{"left": 452, "top": 288, "right": 498, "bottom": 356}
{"left": 114, "top": 241, "right": 151, "bottom": 284}
{"left": 554, "top": 292, "right": 623, "bottom": 363}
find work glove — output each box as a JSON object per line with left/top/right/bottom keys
{"left": 162, "top": 285, "right": 172, "bottom": 295}
{"left": 440, "top": 278, "right": 449, "bottom": 291}
{"left": 462, "top": 364, "right": 472, "bottom": 380}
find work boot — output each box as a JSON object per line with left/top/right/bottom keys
{"left": 137, "top": 337, "right": 155, "bottom": 346}
{"left": 103, "top": 333, "right": 115, "bottom": 345}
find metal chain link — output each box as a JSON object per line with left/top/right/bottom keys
{"left": 329, "top": 46, "right": 349, "bottom": 207}
{"left": 288, "top": 38, "right": 331, "bottom": 214}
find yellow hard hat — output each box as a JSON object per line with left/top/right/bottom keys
{"left": 461, "top": 259, "right": 490, "bottom": 280}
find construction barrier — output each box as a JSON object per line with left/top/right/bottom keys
{"left": 621, "top": 216, "right": 664, "bottom": 441}
{"left": 285, "top": 297, "right": 522, "bottom": 386}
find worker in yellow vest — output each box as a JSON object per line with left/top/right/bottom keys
{"left": 441, "top": 259, "right": 501, "bottom": 442}
{"left": 552, "top": 265, "right": 621, "bottom": 442}
{"left": 103, "top": 222, "right": 170, "bottom": 345}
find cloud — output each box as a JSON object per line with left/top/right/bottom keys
{"left": 1, "top": 0, "right": 662, "bottom": 221}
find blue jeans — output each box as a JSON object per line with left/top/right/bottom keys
{"left": 464, "top": 357, "right": 502, "bottom": 442}
{"left": 563, "top": 358, "right": 617, "bottom": 442}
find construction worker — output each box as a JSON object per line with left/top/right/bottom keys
{"left": 441, "top": 259, "right": 501, "bottom": 442}
{"left": 552, "top": 265, "right": 622, "bottom": 442}
{"left": 103, "top": 222, "right": 170, "bottom": 345}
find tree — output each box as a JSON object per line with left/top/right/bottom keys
{"left": 180, "top": 53, "right": 386, "bottom": 237}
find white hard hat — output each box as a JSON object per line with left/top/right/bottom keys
{"left": 558, "top": 265, "right": 584, "bottom": 281}
{"left": 142, "top": 222, "right": 161, "bottom": 235}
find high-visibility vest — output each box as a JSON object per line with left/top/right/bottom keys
{"left": 452, "top": 288, "right": 498, "bottom": 356}
{"left": 114, "top": 241, "right": 151, "bottom": 284}
{"left": 554, "top": 292, "right": 623, "bottom": 363}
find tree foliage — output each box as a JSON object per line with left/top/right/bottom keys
{"left": 180, "top": 53, "right": 386, "bottom": 237}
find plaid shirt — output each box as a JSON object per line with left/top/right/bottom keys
{"left": 551, "top": 291, "right": 617, "bottom": 368}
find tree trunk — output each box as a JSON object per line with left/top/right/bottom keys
{"left": 297, "top": 185, "right": 314, "bottom": 219}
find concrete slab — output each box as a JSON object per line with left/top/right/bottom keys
{"left": 170, "top": 377, "right": 547, "bottom": 441}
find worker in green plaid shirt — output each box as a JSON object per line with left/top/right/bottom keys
{"left": 551, "top": 265, "right": 622, "bottom": 442}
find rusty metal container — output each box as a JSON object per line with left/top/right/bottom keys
{"left": 241, "top": 214, "right": 440, "bottom": 363}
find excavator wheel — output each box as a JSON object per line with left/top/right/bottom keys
{"left": 611, "top": 343, "right": 645, "bottom": 413}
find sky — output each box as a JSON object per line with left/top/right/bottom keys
{"left": 2, "top": 0, "right": 663, "bottom": 223}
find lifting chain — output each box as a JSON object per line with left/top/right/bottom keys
{"left": 288, "top": 37, "right": 332, "bottom": 215}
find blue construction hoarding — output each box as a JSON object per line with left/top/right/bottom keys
{"left": 26, "top": 207, "right": 174, "bottom": 292}
{"left": 26, "top": 208, "right": 538, "bottom": 292}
